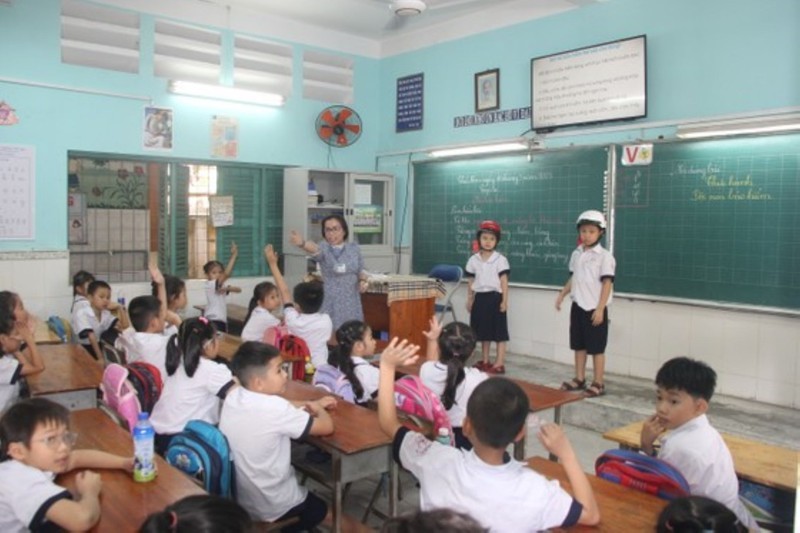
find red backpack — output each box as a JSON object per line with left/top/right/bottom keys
{"left": 277, "top": 334, "right": 310, "bottom": 381}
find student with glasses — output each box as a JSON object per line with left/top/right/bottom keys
{"left": 289, "top": 214, "right": 369, "bottom": 330}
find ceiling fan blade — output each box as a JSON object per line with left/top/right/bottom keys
{"left": 384, "top": 15, "right": 407, "bottom": 31}
{"left": 427, "top": 0, "right": 485, "bottom": 11}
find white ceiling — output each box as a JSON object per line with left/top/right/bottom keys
{"left": 174, "top": 0, "right": 606, "bottom": 56}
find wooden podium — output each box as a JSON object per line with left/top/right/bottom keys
{"left": 360, "top": 275, "right": 443, "bottom": 351}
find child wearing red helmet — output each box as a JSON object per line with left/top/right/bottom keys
{"left": 465, "top": 220, "right": 510, "bottom": 374}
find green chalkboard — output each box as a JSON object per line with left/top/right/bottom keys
{"left": 614, "top": 133, "right": 800, "bottom": 309}
{"left": 412, "top": 147, "right": 609, "bottom": 285}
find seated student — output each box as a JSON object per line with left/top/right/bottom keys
{"left": 155, "top": 274, "right": 187, "bottom": 338}
{"left": 378, "top": 338, "right": 600, "bottom": 532}
{"left": 0, "top": 297, "right": 44, "bottom": 414}
{"left": 264, "top": 244, "right": 332, "bottom": 369}
{"left": 220, "top": 341, "right": 366, "bottom": 532}
{"left": 0, "top": 398, "right": 133, "bottom": 532}
{"left": 641, "top": 357, "right": 759, "bottom": 531}
{"left": 72, "top": 280, "right": 125, "bottom": 359}
{"left": 327, "top": 320, "right": 380, "bottom": 404}
{"left": 118, "top": 266, "right": 171, "bottom": 377}
{"left": 420, "top": 317, "right": 488, "bottom": 450}
{"left": 240, "top": 251, "right": 281, "bottom": 342}
{"left": 150, "top": 317, "right": 236, "bottom": 455}
{"left": 71, "top": 270, "right": 95, "bottom": 314}
{"left": 382, "top": 508, "right": 487, "bottom": 533}
{"left": 657, "top": 495, "right": 747, "bottom": 533}
{"left": 139, "top": 494, "right": 252, "bottom": 533}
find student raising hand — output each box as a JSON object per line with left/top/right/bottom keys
{"left": 379, "top": 338, "right": 420, "bottom": 370}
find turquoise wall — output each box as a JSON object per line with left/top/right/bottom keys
{"left": 378, "top": 0, "right": 800, "bottom": 245}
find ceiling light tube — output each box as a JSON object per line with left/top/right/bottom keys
{"left": 429, "top": 140, "right": 529, "bottom": 158}
{"left": 168, "top": 80, "right": 284, "bottom": 106}
{"left": 676, "top": 114, "right": 800, "bottom": 139}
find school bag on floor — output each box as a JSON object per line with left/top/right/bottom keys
{"left": 394, "top": 375, "right": 454, "bottom": 446}
{"left": 312, "top": 364, "right": 356, "bottom": 403}
{"left": 125, "top": 362, "right": 163, "bottom": 415}
{"left": 595, "top": 449, "right": 690, "bottom": 500}
{"left": 100, "top": 363, "right": 141, "bottom": 432}
{"left": 165, "top": 420, "right": 235, "bottom": 498}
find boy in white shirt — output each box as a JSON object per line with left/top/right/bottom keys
{"left": 202, "top": 242, "right": 241, "bottom": 333}
{"left": 220, "top": 341, "right": 366, "bottom": 531}
{"left": 265, "top": 245, "right": 332, "bottom": 368}
{"left": 0, "top": 398, "right": 133, "bottom": 532}
{"left": 72, "top": 280, "right": 124, "bottom": 360}
{"left": 641, "top": 357, "right": 759, "bottom": 530}
{"left": 378, "top": 338, "right": 601, "bottom": 532}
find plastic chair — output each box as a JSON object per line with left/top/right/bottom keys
{"left": 427, "top": 264, "right": 463, "bottom": 323}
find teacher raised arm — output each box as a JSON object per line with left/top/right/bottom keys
{"left": 289, "top": 214, "right": 368, "bottom": 330}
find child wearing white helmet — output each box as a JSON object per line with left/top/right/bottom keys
{"left": 465, "top": 220, "right": 510, "bottom": 374}
{"left": 555, "top": 210, "right": 616, "bottom": 397}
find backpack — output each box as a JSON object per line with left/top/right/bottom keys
{"left": 262, "top": 324, "right": 288, "bottom": 347}
{"left": 312, "top": 364, "right": 356, "bottom": 403}
{"left": 393, "top": 375, "right": 454, "bottom": 446}
{"left": 165, "top": 419, "right": 235, "bottom": 498}
{"left": 595, "top": 449, "right": 690, "bottom": 500}
{"left": 125, "top": 362, "right": 163, "bottom": 415}
{"left": 47, "top": 315, "right": 71, "bottom": 343}
{"left": 100, "top": 363, "right": 142, "bottom": 432}
{"left": 277, "top": 334, "right": 310, "bottom": 381}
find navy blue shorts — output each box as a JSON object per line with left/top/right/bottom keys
{"left": 569, "top": 302, "right": 609, "bottom": 355}
{"left": 275, "top": 491, "right": 327, "bottom": 532}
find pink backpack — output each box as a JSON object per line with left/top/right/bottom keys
{"left": 394, "top": 375, "right": 454, "bottom": 446}
{"left": 262, "top": 324, "right": 288, "bottom": 347}
{"left": 100, "top": 363, "right": 141, "bottom": 432}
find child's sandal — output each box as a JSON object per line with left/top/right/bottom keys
{"left": 585, "top": 382, "right": 606, "bottom": 397}
{"left": 560, "top": 378, "right": 586, "bottom": 391}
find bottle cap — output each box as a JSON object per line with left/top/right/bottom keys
{"left": 138, "top": 412, "right": 149, "bottom": 420}
{"left": 438, "top": 427, "right": 449, "bottom": 436}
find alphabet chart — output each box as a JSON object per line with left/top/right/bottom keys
{"left": 0, "top": 144, "right": 35, "bottom": 239}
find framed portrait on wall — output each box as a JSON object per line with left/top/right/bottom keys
{"left": 475, "top": 68, "right": 500, "bottom": 113}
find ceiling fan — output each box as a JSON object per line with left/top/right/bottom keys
{"left": 375, "top": 0, "right": 487, "bottom": 29}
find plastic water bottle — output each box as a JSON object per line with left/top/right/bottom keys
{"left": 435, "top": 427, "right": 451, "bottom": 446}
{"left": 132, "top": 412, "right": 156, "bottom": 482}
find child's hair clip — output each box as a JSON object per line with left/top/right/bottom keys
{"left": 198, "top": 316, "right": 209, "bottom": 325}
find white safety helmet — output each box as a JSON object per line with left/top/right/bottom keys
{"left": 576, "top": 210, "right": 607, "bottom": 230}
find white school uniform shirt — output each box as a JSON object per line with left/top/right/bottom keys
{"left": 352, "top": 356, "right": 380, "bottom": 402}
{"left": 150, "top": 358, "right": 234, "bottom": 435}
{"left": 395, "top": 428, "right": 582, "bottom": 532}
{"left": 220, "top": 387, "right": 312, "bottom": 521}
{"left": 115, "top": 329, "right": 171, "bottom": 380}
{"left": 0, "top": 460, "right": 72, "bottom": 533}
{"left": 0, "top": 354, "right": 22, "bottom": 414}
{"left": 419, "top": 361, "right": 489, "bottom": 427}
{"left": 465, "top": 251, "right": 510, "bottom": 293}
{"left": 283, "top": 306, "right": 332, "bottom": 368}
{"left": 71, "top": 305, "right": 117, "bottom": 346}
{"left": 71, "top": 294, "right": 90, "bottom": 313}
{"left": 204, "top": 280, "right": 228, "bottom": 322}
{"left": 241, "top": 307, "right": 280, "bottom": 342}
{"left": 568, "top": 243, "right": 616, "bottom": 311}
{"left": 659, "top": 414, "right": 759, "bottom": 531}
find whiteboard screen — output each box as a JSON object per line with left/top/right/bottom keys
{"left": 531, "top": 35, "right": 647, "bottom": 131}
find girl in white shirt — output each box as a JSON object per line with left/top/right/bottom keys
{"left": 151, "top": 317, "right": 235, "bottom": 454}
{"left": 327, "top": 320, "right": 379, "bottom": 404}
{"left": 241, "top": 281, "right": 281, "bottom": 342}
{"left": 420, "top": 317, "right": 488, "bottom": 450}
{"left": 155, "top": 274, "right": 187, "bottom": 337}
{"left": 70, "top": 270, "right": 95, "bottom": 313}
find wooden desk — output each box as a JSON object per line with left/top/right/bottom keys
{"left": 195, "top": 304, "right": 249, "bottom": 334}
{"left": 26, "top": 344, "right": 102, "bottom": 410}
{"left": 217, "top": 332, "right": 243, "bottom": 361}
{"left": 34, "top": 318, "right": 62, "bottom": 344}
{"left": 527, "top": 456, "right": 666, "bottom": 531}
{"left": 603, "top": 420, "right": 798, "bottom": 492}
{"left": 283, "top": 381, "right": 397, "bottom": 532}
{"left": 57, "top": 409, "right": 205, "bottom": 532}
{"left": 361, "top": 292, "right": 434, "bottom": 352}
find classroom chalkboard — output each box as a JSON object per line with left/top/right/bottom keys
{"left": 614, "top": 133, "right": 800, "bottom": 309}
{"left": 412, "top": 147, "right": 609, "bottom": 285}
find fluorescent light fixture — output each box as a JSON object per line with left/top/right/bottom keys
{"left": 168, "top": 80, "right": 284, "bottom": 106}
{"left": 676, "top": 114, "right": 800, "bottom": 139}
{"left": 429, "top": 140, "right": 530, "bottom": 158}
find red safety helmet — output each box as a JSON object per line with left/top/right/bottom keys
{"left": 476, "top": 220, "right": 502, "bottom": 243}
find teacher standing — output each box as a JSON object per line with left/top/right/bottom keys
{"left": 289, "top": 214, "right": 369, "bottom": 330}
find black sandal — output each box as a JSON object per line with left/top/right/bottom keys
{"left": 585, "top": 382, "right": 606, "bottom": 397}
{"left": 560, "top": 378, "right": 586, "bottom": 391}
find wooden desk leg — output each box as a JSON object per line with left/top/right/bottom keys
{"left": 389, "top": 459, "right": 399, "bottom": 518}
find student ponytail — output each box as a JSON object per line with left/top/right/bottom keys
{"left": 438, "top": 322, "right": 477, "bottom": 410}
{"left": 244, "top": 282, "right": 277, "bottom": 324}
{"left": 165, "top": 317, "right": 216, "bottom": 377}
{"left": 329, "top": 320, "right": 367, "bottom": 400}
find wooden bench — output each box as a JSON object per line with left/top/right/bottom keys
{"left": 603, "top": 420, "right": 798, "bottom": 492}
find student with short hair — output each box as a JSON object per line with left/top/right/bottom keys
{"left": 71, "top": 279, "right": 124, "bottom": 359}
{"left": 0, "top": 398, "right": 133, "bottom": 532}
{"left": 657, "top": 495, "right": 747, "bottom": 533}
{"left": 220, "top": 341, "right": 367, "bottom": 532}
{"left": 378, "top": 338, "right": 600, "bottom": 532}
{"left": 264, "top": 244, "right": 332, "bottom": 368}
{"left": 641, "top": 357, "right": 758, "bottom": 530}
{"left": 139, "top": 494, "right": 252, "bottom": 533}
{"left": 202, "top": 243, "right": 241, "bottom": 333}
{"left": 0, "top": 297, "right": 44, "bottom": 414}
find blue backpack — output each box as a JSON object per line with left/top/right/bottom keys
{"left": 165, "top": 420, "right": 235, "bottom": 498}
{"left": 47, "top": 316, "right": 70, "bottom": 343}
{"left": 595, "top": 449, "right": 690, "bottom": 500}
{"left": 312, "top": 364, "right": 356, "bottom": 403}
